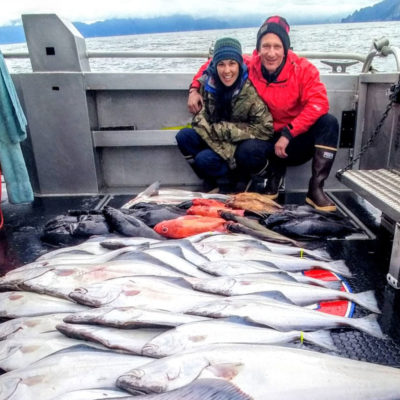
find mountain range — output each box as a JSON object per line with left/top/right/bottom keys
{"left": 0, "top": 0, "right": 399, "bottom": 45}
{"left": 342, "top": 0, "right": 400, "bottom": 22}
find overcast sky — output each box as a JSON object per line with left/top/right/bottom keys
{"left": 1, "top": 0, "right": 381, "bottom": 27}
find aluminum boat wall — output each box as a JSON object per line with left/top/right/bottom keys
{"left": 9, "top": 14, "right": 400, "bottom": 196}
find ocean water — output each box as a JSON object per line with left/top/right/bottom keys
{"left": 2, "top": 21, "right": 400, "bottom": 74}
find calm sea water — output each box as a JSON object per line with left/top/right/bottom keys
{"left": 2, "top": 21, "right": 399, "bottom": 74}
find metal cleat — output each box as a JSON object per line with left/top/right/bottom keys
{"left": 321, "top": 60, "right": 359, "bottom": 73}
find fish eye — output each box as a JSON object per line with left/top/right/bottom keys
{"left": 162, "top": 227, "right": 168, "bottom": 233}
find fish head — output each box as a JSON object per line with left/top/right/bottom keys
{"left": 117, "top": 353, "right": 209, "bottom": 394}
{"left": 192, "top": 277, "right": 237, "bottom": 295}
{"left": 142, "top": 330, "right": 189, "bottom": 357}
{"left": 153, "top": 221, "right": 172, "bottom": 237}
{"left": 0, "top": 341, "right": 22, "bottom": 361}
{"left": 186, "top": 300, "right": 232, "bottom": 317}
{"left": 68, "top": 284, "right": 122, "bottom": 307}
{"left": 0, "top": 376, "right": 43, "bottom": 400}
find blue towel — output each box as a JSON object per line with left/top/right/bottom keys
{"left": 0, "top": 50, "right": 33, "bottom": 204}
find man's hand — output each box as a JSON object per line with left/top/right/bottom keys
{"left": 274, "top": 136, "right": 289, "bottom": 158}
{"left": 188, "top": 90, "right": 203, "bottom": 114}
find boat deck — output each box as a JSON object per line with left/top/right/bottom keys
{"left": 1, "top": 190, "right": 400, "bottom": 369}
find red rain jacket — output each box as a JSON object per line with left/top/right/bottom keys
{"left": 191, "top": 50, "right": 329, "bottom": 137}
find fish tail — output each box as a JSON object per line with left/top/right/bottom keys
{"left": 351, "top": 313, "right": 385, "bottom": 339}
{"left": 302, "top": 330, "right": 337, "bottom": 351}
{"left": 327, "top": 260, "right": 352, "bottom": 278}
{"left": 350, "top": 290, "right": 381, "bottom": 314}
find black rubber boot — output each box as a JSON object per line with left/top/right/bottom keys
{"left": 215, "top": 176, "right": 237, "bottom": 194}
{"left": 264, "top": 159, "right": 286, "bottom": 199}
{"left": 305, "top": 147, "right": 337, "bottom": 212}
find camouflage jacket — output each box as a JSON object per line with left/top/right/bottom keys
{"left": 192, "top": 77, "right": 273, "bottom": 169}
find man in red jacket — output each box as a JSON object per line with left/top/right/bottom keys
{"left": 188, "top": 16, "right": 339, "bottom": 212}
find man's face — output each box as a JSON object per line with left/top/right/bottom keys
{"left": 258, "top": 33, "right": 285, "bottom": 74}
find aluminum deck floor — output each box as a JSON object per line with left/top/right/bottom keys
{"left": 0, "top": 191, "right": 400, "bottom": 368}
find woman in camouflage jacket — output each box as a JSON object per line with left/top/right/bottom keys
{"left": 176, "top": 37, "right": 274, "bottom": 193}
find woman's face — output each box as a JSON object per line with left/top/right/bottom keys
{"left": 216, "top": 60, "right": 240, "bottom": 87}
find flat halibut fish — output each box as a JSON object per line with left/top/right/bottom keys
{"left": 142, "top": 318, "right": 336, "bottom": 357}
{"left": 0, "top": 346, "right": 152, "bottom": 400}
{"left": 193, "top": 242, "right": 352, "bottom": 277}
{"left": 0, "top": 291, "right": 88, "bottom": 318}
{"left": 56, "top": 322, "right": 166, "bottom": 355}
{"left": 0, "top": 331, "right": 105, "bottom": 371}
{"left": 187, "top": 276, "right": 380, "bottom": 313}
{"left": 63, "top": 306, "right": 209, "bottom": 328}
{"left": 186, "top": 297, "right": 384, "bottom": 338}
{"left": 68, "top": 276, "right": 221, "bottom": 312}
{"left": 117, "top": 343, "right": 400, "bottom": 399}
{"left": 0, "top": 313, "right": 69, "bottom": 340}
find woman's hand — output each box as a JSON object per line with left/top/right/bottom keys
{"left": 188, "top": 90, "right": 204, "bottom": 114}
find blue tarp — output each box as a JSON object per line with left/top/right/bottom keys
{"left": 0, "top": 50, "right": 33, "bottom": 204}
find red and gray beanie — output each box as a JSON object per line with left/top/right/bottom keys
{"left": 256, "top": 16, "right": 291, "bottom": 54}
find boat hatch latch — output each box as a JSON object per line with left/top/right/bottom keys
{"left": 321, "top": 60, "right": 359, "bottom": 73}
{"left": 339, "top": 110, "right": 356, "bottom": 148}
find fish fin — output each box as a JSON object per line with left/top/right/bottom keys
{"left": 298, "top": 276, "right": 343, "bottom": 290}
{"left": 139, "top": 378, "right": 252, "bottom": 400}
{"left": 325, "top": 260, "right": 352, "bottom": 278}
{"left": 351, "top": 290, "right": 381, "bottom": 314}
{"left": 205, "top": 362, "right": 244, "bottom": 380}
{"left": 302, "top": 330, "right": 337, "bottom": 351}
{"left": 121, "top": 181, "right": 160, "bottom": 209}
{"left": 352, "top": 313, "right": 386, "bottom": 339}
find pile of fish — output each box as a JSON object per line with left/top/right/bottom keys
{"left": 42, "top": 184, "right": 360, "bottom": 248}
{"left": 0, "top": 186, "right": 398, "bottom": 399}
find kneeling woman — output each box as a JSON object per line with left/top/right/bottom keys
{"left": 176, "top": 37, "right": 274, "bottom": 193}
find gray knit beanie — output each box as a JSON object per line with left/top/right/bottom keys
{"left": 213, "top": 37, "right": 243, "bottom": 66}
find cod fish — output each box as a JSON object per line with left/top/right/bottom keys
{"left": 186, "top": 297, "right": 384, "bottom": 338}
{"left": 125, "top": 202, "right": 186, "bottom": 227}
{"left": 263, "top": 204, "right": 361, "bottom": 238}
{"left": 0, "top": 345, "right": 152, "bottom": 400}
{"left": 142, "top": 318, "right": 336, "bottom": 357}
{"left": 63, "top": 306, "right": 209, "bottom": 328}
{"left": 57, "top": 323, "right": 165, "bottom": 355}
{"left": 187, "top": 276, "right": 380, "bottom": 313}
{"left": 116, "top": 343, "right": 400, "bottom": 399}
{"left": 226, "top": 192, "right": 283, "bottom": 214}
{"left": 103, "top": 206, "right": 165, "bottom": 240}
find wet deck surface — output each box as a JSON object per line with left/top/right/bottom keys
{"left": 1, "top": 190, "right": 400, "bottom": 367}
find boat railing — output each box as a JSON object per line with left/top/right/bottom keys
{"left": 3, "top": 46, "right": 400, "bottom": 73}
